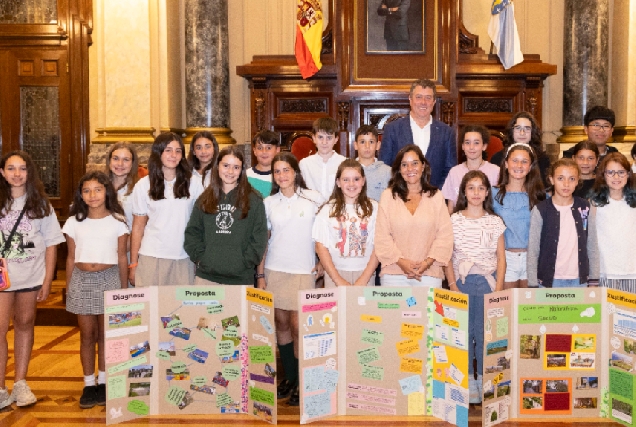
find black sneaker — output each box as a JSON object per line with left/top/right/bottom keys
{"left": 277, "top": 379, "right": 294, "bottom": 399}
{"left": 288, "top": 385, "right": 299, "bottom": 406}
{"left": 95, "top": 384, "right": 106, "bottom": 406}
{"left": 79, "top": 386, "right": 97, "bottom": 409}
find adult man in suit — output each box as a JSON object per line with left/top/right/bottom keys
{"left": 379, "top": 79, "right": 457, "bottom": 188}
{"left": 377, "top": 0, "right": 410, "bottom": 51}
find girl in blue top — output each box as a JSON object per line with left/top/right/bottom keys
{"left": 492, "top": 143, "right": 545, "bottom": 288}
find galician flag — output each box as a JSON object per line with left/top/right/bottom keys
{"left": 488, "top": 0, "right": 523, "bottom": 70}
{"left": 295, "top": 0, "right": 323, "bottom": 79}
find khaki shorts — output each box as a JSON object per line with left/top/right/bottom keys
{"left": 264, "top": 269, "right": 315, "bottom": 311}
{"left": 135, "top": 255, "right": 195, "bottom": 287}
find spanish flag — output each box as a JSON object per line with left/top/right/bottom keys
{"left": 488, "top": 0, "right": 523, "bottom": 70}
{"left": 295, "top": 0, "right": 323, "bottom": 79}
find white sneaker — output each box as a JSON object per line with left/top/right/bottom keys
{"left": 0, "top": 386, "right": 12, "bottom": 409}
{"left": 11, "top": 380, "right": 37, "bottom": 407}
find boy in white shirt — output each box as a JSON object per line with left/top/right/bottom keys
{"left": 299, "top": 117, "right": 346, "bottom": 200}
{"left": 354, "top": 125, "right": 391, "bottom": 201}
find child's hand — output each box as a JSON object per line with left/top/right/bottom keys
{"left": 37, "top": 284, "right": 51, "bottom": 302}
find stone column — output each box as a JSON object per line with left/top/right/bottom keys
{"left": 184, "top": 0, "right": 235, "bottom": 145}
{"left": 559, "top": 0, "right": 610, "bottom": 144}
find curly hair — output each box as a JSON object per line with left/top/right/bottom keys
{"left": 503, "top": 111, "right": 545, "bottom": 157}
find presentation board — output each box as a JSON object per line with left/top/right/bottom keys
{"left": 298, "top": 286, "right": 469, "bottom": 427}
{"left": 104, "top": 286, "right": 277, "bottom": 425}
{"left": 484, "top": 287, "right": 636, "bottom": 427}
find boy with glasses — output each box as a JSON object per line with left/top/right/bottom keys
{"left": 563, "top": 106, "right": 618, "bottom": 169}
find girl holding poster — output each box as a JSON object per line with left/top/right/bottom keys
{"left": 588, "top": 153, "right": 636, "bottom": 292}
{"left": 257, "top": 152, "right": 324, "bottom": 406}
{"left": 63, "top": 171, "right": 129, "bottom": 409}
{"left": 444, "top": 170, "right": 506, "bottom": 404}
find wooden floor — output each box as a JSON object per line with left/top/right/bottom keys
{"left": 0, "top": 280, "right": 623, "bottom": 426}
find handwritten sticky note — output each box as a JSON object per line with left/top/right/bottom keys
{"left": 183, "top": 344, "right": 197, "bottom": 353}
{"left": 408, "top": 391, "right": 425, "bottom": 415}
{"left": 107, "top": 375, "right": 127, "bottom": 399}
{"left": 105, "top": 339, "right": 129, "bottom": 364}
{"left": 303, "top": 391, "right": 332, "bottom": 418}
{"left": 361, "top": 364, "right": 384, "bottom": 381}
{"left": 357, "top": 347, "right": 381, "bottom": 365}
{"left": 108, "top": 355, "right": 147, "bottom": 375}
{"left": 303, "top": 366, "right": 325, "bottom": 393}
{"left": 400, "top": 357, "right": 423, "bottom": 374}
{"left": 127, "top": 399, "right": 149, "bottom": 415}
{"left": 250, "top": 386, "right": 275, "bottom": 405}
{"left": 399, "top": 374, "right": 423, "bottom": 395}
{"left": 156, "top": 350, "right": 170, "bottom": 360}
{"left": 323, "top": 369, "right": 339, "bottom": 392}
{"left": 361, "top": 329, "right": 384, "bottom": 345}
{"left": 448, "top": 363, "right": 465, "bottom": 385}
{"left": 223, "top": 366, "right": 241, "bottom": 380}
{"left": 378, "top": 303, "right": 399, "bottom": 309}
{"left": 165, "top": 386, "right": 186, "bottom": 406}
{"left": 216, "top": 392, "right": 234, "bottom": 407}
{"left": 166, "top": 318, "right": 183, "bottom": 329}
{"left": 443, "top": 317, "right": 459, "bottom": 328}
{"left": 400, "top": 322, "right": 424, "bottom": 340}
{"left": 260, "top": 315, "right": 274, "bottom": 334}
{"left": 202, "top": 327, "right": 217, "bottom": 340}
{"left": 192, "top": 376, "right": 207, "bottom": 387}
{"left": 249, "top": 345, "right": 275, "bottom": 363}
{"left": 497, "top": 317, "right": 509, "bottom": 337}
{"left": 432, "top": 345, "right": 448, "bottom": 363}
{"left": 207, "top": 304, "right": 224, "bottom": 314}
{"left": 223, "top": 325, "right": 239, "bottom": 338}
{"left": 360, "top": 314, "right": 382, "bottom": 323}
{"left": 396, "top": 339, "right": 420, "bottom": 356}
{"left": 215, "top": 340, "right": 234, "bottom": 357}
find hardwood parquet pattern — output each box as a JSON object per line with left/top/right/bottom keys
{"left": 0, "top": 281, "right": 624, "bottom": 426}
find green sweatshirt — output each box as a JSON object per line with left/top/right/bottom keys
{"left": 184, "top": 188, "right": 268, "bottom": 285}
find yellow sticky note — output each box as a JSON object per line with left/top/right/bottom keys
{"left": 400, "top": 357, "right": 423, "bottom": 374}
{"left": 360, "top": 314, "right": 382, "bottom": 323}
{"left": 396, "top": 339, "right": 420, "bottom": 356}
{"left": 401, "top": 322, "right": 424, "bottom": 340}
{"left": 443, "top": 317, "right": 459, "bottom": 328}
{"left": 408, "top": 391, "right": 425, "bottom": 415}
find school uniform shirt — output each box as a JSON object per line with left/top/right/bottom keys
{"left": 192, "top": 168, "right": 212, "bottom": 188}
{"left": 117, "top": 186, "right": 134, "bottom": 229}
{"left": 62, "top": 215, "right": 129, "bottom": 264}
{"left": 264, "top": 188, "right": 324, "bottom": 274}
{"left": 132, "top": 176, "right": 204, "bottom": 260}
{"left": 0, "top": 195, "right": 65, "bottom": 290}
{"left": 299, "top": 152, "right": 347, "bottom": 201}
{"left": 184, "top": 188, "right": 268, "bottom": 285}
{"left": 313, "top": 200, "right": 379, "bottom": 272}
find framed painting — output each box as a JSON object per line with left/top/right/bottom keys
{"left": 367, "top": 0, "right": 425, "bottom": 53}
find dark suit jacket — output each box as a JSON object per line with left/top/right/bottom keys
{"left": 379, "top": 116, "right": 457, "bottom": 188}
{"left": 378, "top": 0, "right": 410, "bottom": 41}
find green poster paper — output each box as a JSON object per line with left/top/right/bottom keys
{"left": 108, "top": 355, "right": 147, "bottom": 375}
{"left": 357, "top": 347, "right": 381, "bottom": 365}
{"left": 105, "top": 302, "right": 145, "bottom": 314}
{"left": 216, "top": 392, "right": 234, "bottom": 407}
{"left": 364, "top": 287, "right": 412, "bottom": 300}
{"left": 216, "top": 340, "right": 235, "bottom": 357}
{"left": 378, "top": 303, "right": 400, "bottom": 309}
{"left": 202, "top": 327, "right": 216, "bottom": 340}
{"left": 249, "top": 345, "right": 275, "bottom": 363}
{"left": 361, "top": 329, "right": 384, "bottom": 345}
{"left": 518, "top": 304, "right": 601, "bottom": 324}
{"left": 176, "top": 287, "right": 225, "bottom": 301}
{"left": 535, "top": 289, "right": 584, "bottom": 303}
{"left": 156, "top": 350, "right": 170, "bottom": 360}
{"left": 127, "top": 399, "right": 149, "bottom": 415}
{"left": 171, "top": 362, "right": 187, "bottom": 374}
{"left": 609, "top": 368, "right": 634, "bottom": 401}
{"left": 496, "top": 317, "right": 509, "bottom": 337}
{"left": 224, "top": 325, "right": 239, "bottom": 338}
{"left": 250, "top": 386, "right": 275, "bottom": 405}
{"left": 165, "top": 386, "right": 186, "bottom": 406}
{"left": 223, "top": 366, "right": 241, "bottom": 380}
{"left": 107, "top": 375, "right": 127, "bottom": 399}
{"left": 192, "top": 376, "right": 207, "bottom": 387}
{"left": 183, "top": 344, "right": 197, "bottom": 353}
{"left": 207, "top": 304, "right": 224, "bottom": 314}
{"left": 361, "top": 364, "right": 384, "bottom": 381}
{"left": 166, "top": 318, "right": 183, "bottom": 329}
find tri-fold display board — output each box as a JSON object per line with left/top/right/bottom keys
{"left": 484, "top": 287, "right": 636, "bottom": 427}
{"left": 103, "top": 286, "right": 277, "bottom": 425}
{"left": 298, "top": 287, "right": 470, "bottom": 427}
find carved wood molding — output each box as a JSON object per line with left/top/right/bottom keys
{"left": 458, "top": 21, "right": 482, "bottom": 55}
{"left": 441, "top": 101, "right": 456, "bottom": 127}
{"left": 255, "top": 91, "right": 265, "bottom": 131}
{"left": 464, "top": 98, "right": 512, "bottom": 113}
{"left": 525, "top": 89, "right": 539, "bottom": 117}
{"left": 279, "top": 98, "right": 327, "bottom": 114}
{"left": 337, "top": 101, "right": 350, "bottom": 130}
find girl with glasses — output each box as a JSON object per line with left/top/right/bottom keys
{"left": 588, "top": 153, "right": 636, "bottom": 292}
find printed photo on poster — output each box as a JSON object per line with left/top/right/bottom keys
{"left": 574, "top": 397, "right": 597, "bottom": 409}
{"left": 367, "top": 0, "right": 425, "bottom": 53}
{"left": 610, "top": 351, "right": 633, "bottom": 372}
{"left": 128, "top": 382, "right": 150, "bottom": 397}
{"left": 109, "top": 311, "right": 142, "bottom": 329}
{"left": 128, "top": 364, "right": 153, "bottom": 378}
{"left": 522, "top": 396, "right": 543, "bottom": 410}
{"left": 522, "top": 379, "right": 542, "bottom": 394}
{"left": 520, "top": 335, "right": 541, "bottom": 359}
{"left": 575, "top": 376, "right": 598, "bottom": 389}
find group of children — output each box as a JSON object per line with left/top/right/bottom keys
{"left": 0, "top": 110, "right": 635, "bottom": 412}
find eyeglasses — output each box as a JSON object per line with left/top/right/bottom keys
{"left": 589, "top": 124, "right": 612, "bottom": 131}
{"left": 605, "top": 170, "right": 628, "bottom": 178}
{"left": 513, "top": 126, "right": 532, "bottom": 134}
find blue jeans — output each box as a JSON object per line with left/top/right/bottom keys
{"left": 456, "top": 274, "right": 492, "bottom": 376}
{"left": 552, "top": 279, "right": 585, "bottom": 288}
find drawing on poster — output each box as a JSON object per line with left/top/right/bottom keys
{"left": 109, "top": 311, "right": 142, "bottom": 329}
{"left": 520, "top": 335, "right": 540, "bottom": 359}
